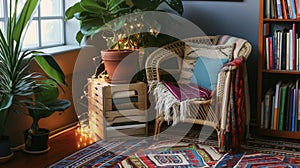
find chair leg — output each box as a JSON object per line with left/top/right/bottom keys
{"left": 153, "top": 117, "right": 164, "bottom": 140}
{"left": 215, "top": 125, "right": 221, "bottom": 151}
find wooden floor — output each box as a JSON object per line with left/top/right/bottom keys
{"left": 0, "top": 126, "right": 94, "bottom": 168}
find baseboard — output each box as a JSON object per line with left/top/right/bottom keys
{"left": 10, "top": 121, "right": 79, "bottom": 151}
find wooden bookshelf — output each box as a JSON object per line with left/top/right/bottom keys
{"left": 257, "top": 0, "right": 300, "bottom": 139}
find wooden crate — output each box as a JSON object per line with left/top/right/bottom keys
{"left": 88, "top": 78, "right": 148, "bottom": 140}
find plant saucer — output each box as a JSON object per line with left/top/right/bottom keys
{"left": 0, "top": 151, "right": 13, "bottom": 164}
{"left": 22, "top": 146, "right": 50, "bottom": 154}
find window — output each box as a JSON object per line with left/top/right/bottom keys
{"left": 0, "top": 0, "right": 65, "bottom": 49}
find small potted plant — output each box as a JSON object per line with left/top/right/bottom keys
{"left": 23, "top": 79, "right": 71, "bottom": 153}
{"left": 0, "top": 0, "right": 68, "bottom": 160}
{"left": 65, "top": 0, "right": 183, "bottom": 83}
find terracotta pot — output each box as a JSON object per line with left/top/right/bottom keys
{"left": 101, "top": 50, "right": 139, "bottom": 83}
{"left": 24, "top": 128, "right": 50, "bottom": 152}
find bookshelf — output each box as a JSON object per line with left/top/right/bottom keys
{"left": 257, "top": 0, "right": 300, "bottom": 139}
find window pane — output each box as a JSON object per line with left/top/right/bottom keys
{"left": 41, "top": 0, "right": 62, "bottom": 17}
{"left": 8, "top": 0, "right": 27, "bottom": 16}
{"left": 0, "top": 1, "right": 3, "bottom": 17}
{"left": 23, "top": 21, "right": 39, "bottom": 48}
{"left": 41, "top": 20, "right": 63, "bottom": 46}
{"left": 0, "top": 22, "right": 4, "bottom": 33}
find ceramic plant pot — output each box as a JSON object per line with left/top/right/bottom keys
{"left": 101, "top": 50, "right": 139, "bottom": 83}
{"left": 0, "top": 136, "right": 13, "bottom": 163}
{"left": 0, "top": 136, "right": 10, "bottom": 157}
{"left": 24, "top": 128, "right": 50, "bottom": 153}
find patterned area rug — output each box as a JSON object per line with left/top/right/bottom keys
{"left": 49, "top": 137, "right": 300, "bottom": 168}
{"left": 117, "top": 140, "right": 222, "bottom": 167}
{"left": 215, "top": 152, "right": 300, "bottom": 167}
{"left": 243, "top": 137, "right": 300, "bottom": 158}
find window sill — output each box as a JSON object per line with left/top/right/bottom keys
{"left": 40, "top": 45, "right": 82, "bottom": 55}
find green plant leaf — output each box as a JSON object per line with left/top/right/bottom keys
{"left": 0, "top": 94, "right": 13, "bottom": 111}
{"left": 80, "top": 18, "right": 105, "bottom": 35}
{"left": 131, "top": 0, "right": 161, "bottom": 11}
{"left": 34, "top": 79, "right": 59, "bottom": 106}
{"left": 165, "top": 0, "right": 184, "bottom": 15}
{"left": 13, "top": 0, "right": 40, "bottom": 43}
{"left": 81, "top": 0, "right": 106, "bottom": 15}
{"left": 76, "top": 31, "right": 84, "bottom": 44}
{"left": 108, "top": 0, "right": 126, "bottom": 12}
{"left": 34, "top": 54, "right": 66, "bottom": 86}
{"left": 32, "top": 99, "right": 71, "bottom": 119}
{"left": 65, "top": 2, "right": 84, "bottom": 21}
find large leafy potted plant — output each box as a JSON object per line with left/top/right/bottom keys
{"left": 0, "top": 0, "right": 68, "bottom": 159}
{"left": 24, "top": 79, "right": 71, "bottom": 153}
{"left": 65, "top": 0, "right": 183, "bottom": 83}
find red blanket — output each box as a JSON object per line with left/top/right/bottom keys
{"left": 219, "top": 56, "right": 246, "bottom": 153}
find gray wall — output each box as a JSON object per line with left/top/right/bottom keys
{"left": 182, "top": 0, "right": 259, "bottom": 121}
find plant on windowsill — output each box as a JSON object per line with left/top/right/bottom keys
{"left": 65, "top": 0, "right": 183, "bottom": 83}
{"left": 0, "top": 0, "right": 69, "bottom": 159}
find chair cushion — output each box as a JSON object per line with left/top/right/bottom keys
{"left": 179, "top": 43, "right": 234, "bottom": 90}
{"left": 190, "top": 56, "right": 229, "bottom": 90}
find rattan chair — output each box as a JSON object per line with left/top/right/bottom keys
{"left": 145, "top": 35, "right": 252, "bottom": 151}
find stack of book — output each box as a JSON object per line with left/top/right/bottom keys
{"left": 264, "top": 0, "right": 300, "bottom": 19}
{"left": 261, "top": 79, "right": 300, "bottom": 132}
{"left": 264, "top": 23, "right": 300, "bottom": 70}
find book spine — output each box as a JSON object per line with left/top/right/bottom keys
{"left": 281, "top": 30, "right": 287, "bottom": 70}
{"left": 292, "top": 87, "right": 297, "bottom": 131}
{"left": 271, "top": 96, "right": 276, "bottom": 130}
{"left": 278, "top": 85, "right": 287, "bottom": 130}
{"left": 291, "top": 0, "right": 298, "bottom": 19}
{"left": 277, "top": 0, "right": 284, "bottom": 18}
{"left": 292, "top": 23, "right": 296, "bottom": 70}
{"left": 282, "top": 0, "right": 288, "bottom": 19}
{"left": 265, "top": 37, "right": 270, "bottom": 69}
{"left": 270, "top": 37, "right": 274, "bottom": 69}
{"left": 296, "top": 34, "right": 299, "bottom": 70}
{"left": 296, "top": 0, "right": 300, "bottom": 19}
{"left": 286, "top": 32, "right": 290, "bottom": 70}
{"left": 266, "top": 0, "right": 271, "bottom": 18}
{"left": 285, "top": 0, "right": 291, "bottom": 18}
{"left": 289, "top": 29, "right": 293, "bottom": 70}
{"left": 273, "top": 81, "right": 282, "bottom": 130}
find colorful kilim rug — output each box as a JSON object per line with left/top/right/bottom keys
{"left": 214, "top": 152, "right": 300, "bottom": 167}
{"left": 48, "top": 138, "right": 222, "bottom": 168}
{"left": 242, "top": 137, "right": 300, "bottom": 158}
{"left": 117, "top": 140, "right": 222, "bottom": 168}
{"left": 49, "top": 137, "right": 300, "bottom": 168}
{"left": 48, "top": 139, "right": 153, "bottom": 168}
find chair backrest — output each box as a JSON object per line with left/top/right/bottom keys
{"left": 145, "top": 35, "right": 252, "bottom": 84}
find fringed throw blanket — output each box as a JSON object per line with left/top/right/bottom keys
{"left": 219, "top": 56, "right": 246, "bottom": 153}
{"left": 149, "top": 81, "right": 212, "bottom": 125}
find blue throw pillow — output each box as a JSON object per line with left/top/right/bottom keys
{"left": 190, "top": 56, "right": 229, "bottom": 90}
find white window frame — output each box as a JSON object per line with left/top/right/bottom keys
{"left": 0, "top": 1, "right": 66, "bottom": 50}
